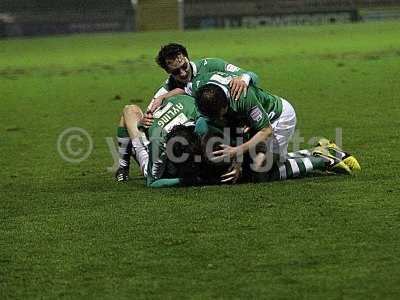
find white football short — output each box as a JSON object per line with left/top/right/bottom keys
{"left": 267, "top": 98, "right": 297, "bottom": 160}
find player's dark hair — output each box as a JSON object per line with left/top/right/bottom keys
{"left": 196, "top": 84, "right": 229, "bottom": 119}
{"left": 156, "top": 43, "right": 189, "bottom": 71}
{"left": 199, "top": 132, "right": 232, "bottom": 185}
{"left": 165, "top": 124, "right": 202, "bottom": 178}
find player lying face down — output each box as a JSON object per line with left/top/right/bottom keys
{"left": 163, "top": 126, "right": 359, "bottom": 187}
{"left": 120, "top": 105, "right": 359, "bottom": 187}
{"left": 185, "top": 132, "right": 360, "bottom": 185}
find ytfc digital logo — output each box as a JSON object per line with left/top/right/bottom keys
{"left": 56, "top": 126, "right": 343, "bottom": 172}
{"left": 57, "top": 127, "right": 93, "bottom": 164}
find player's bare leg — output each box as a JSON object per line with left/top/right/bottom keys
{"left": 115, "top": 105, "right": 145, "bottom": 182}
{"left": 122, "top": 105, "right": 150, "bottom": 177}
{"left": 123, "top": 105, "right": 143, "bottom": 139}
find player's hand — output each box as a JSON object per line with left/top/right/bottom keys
{"left": 229, "top": 76, "right": 248, "bottom": 100}
{"left": 220, "top": 163, "right": 242, "bottom": 183}
{"left": 140, "top": 112, "right": 154, "bottom": 128}
{"left": 211, "top": 144, "right": 239, "bottom": 163}
{"left": 149, "top": 95, "right": 165, "bottom": 113}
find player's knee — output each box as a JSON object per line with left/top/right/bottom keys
{"left": 123, "top": 105, "right": 143, "bottom": 119}
{"left": 119, "top": 115, "right": 125, "bottom": 127}
{"left": 123, "top": 104, "right": 139, "bottom": 114}
{"left": 252, "top": 155, "right": 265, "bottom": 173}
{"left": 251, "top": 152, "right": 275, "bottom": 173}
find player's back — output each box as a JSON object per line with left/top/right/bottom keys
{"left": 146, "top": 95, "right": 199, "bottom": 185}
{"left": 148, "top": 94, "right": 199, "bottom": 141}
{"left": 192, "top": 71, "right": 282, "bottom": 123}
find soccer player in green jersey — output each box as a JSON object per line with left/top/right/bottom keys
{"left": 141, "top": 43, "right": 259, "bottom": 127}
{"left": 192, "top": 71, "right": 295, "bottom": 171}
{"left": 116, "top": 94, "right": 204, "bottom": 186}
{"left": 193, "top": 71, "right": 360, "bottom": 175}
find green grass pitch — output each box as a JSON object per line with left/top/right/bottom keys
{"left": 1, "top": 21, "right": 400, "bottom": 299}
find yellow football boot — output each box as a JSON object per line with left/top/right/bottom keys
{"left": 316, "top": 138, "right": 361, "bottom": 172}
{"left": 312, "top": 146, "right": 352, "bottom": 175}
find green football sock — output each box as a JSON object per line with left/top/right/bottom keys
{"left": 287, "top": 149, "right": 312, "bottom": 158}
{"left": 275, "top": 156, "right": 326, "bottom": 180}
{"left": 252, "top": 156, "right": 327, "bottom": 182}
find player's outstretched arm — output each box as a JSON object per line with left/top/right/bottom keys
{"left": 148, "top": 178, "right": 182, "bottom": 188}
{"left": 237, "top": 125, "right": 272, "bottom": 154}
{"left": 148, "top": 176, "right": 206, "bottom": 188}
{"left": 212, "top": 125, "right": 272, "bottom": 162}
{"left": 148, "top": 88, "right": 185, "bottom": 113}
{"left": 140, "top": 88, "right": 185, "bottom": 129}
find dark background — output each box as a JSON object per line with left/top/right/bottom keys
{"left": 1, "top": 0, "right": 400, "bottom": 37}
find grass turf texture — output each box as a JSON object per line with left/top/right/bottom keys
{"left": 1, "top": 21, "right": 400, "bottom": 299}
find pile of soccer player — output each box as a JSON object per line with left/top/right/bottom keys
{"left": 115, "top": 43, "right": 360, "bottom": 187}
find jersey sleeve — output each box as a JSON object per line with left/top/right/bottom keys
{"left": 146, "top": 84, "right": 169, "bottom": 111}
{"left": 184, "top": 82, "right": 193, "bottom": 96}
{"left": 194, "top": 116, "right": 210, "bottom": 136}
{"left": 148, "top": 176, "right": 206, "bottom": 188}
{"left": 238, "top": 88, "right": 270, "bottom": 131}
{"left": 146, "top": 76, "right": 187, "bottom": 111}
{"left": 201, "top": 58, "right": 259, "bottom": 86}
{"left": 149, "top": 178, "right": 182, "bottom": 188}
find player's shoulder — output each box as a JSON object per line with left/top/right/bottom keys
{"left": 164, "top": 75, "right": 186, "bottom": 90}
{"left": 194, "top": 57, "right": 225, "bottom": 68}
{"left": 164, "top": 94, "right": 195, "bottom": 105}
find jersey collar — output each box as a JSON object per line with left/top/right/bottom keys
{"left": 190, "top": 61, "right": 197, "bottom": 78}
